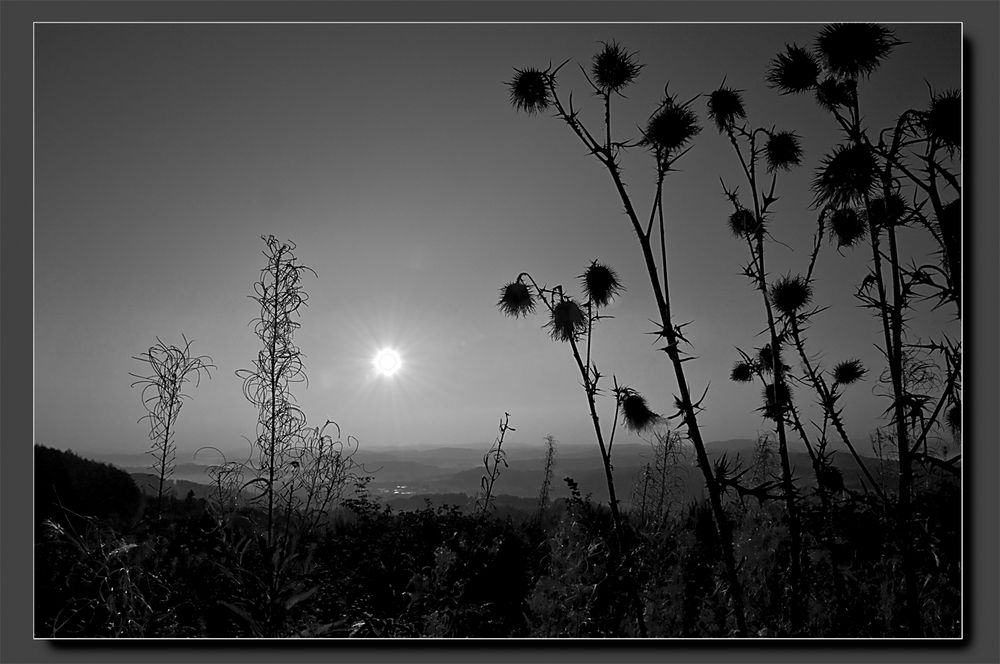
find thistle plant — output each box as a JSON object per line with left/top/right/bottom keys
{"left": 766, "top": 23, "right": 961, "bottom": 635}
{"left": 498, "top": 264, "right": 647, "bottom": 535}
{"left": 507, "top": 43, "right": 747, "bottom": 636}
{"left": 497, "top": 263, "right": 650, "bottom": 636}
{"left": 130, "top": 335, "right": 214, "bottom": 519}
{"left": 708, "top": 85, "right": 808, "bottom": 627}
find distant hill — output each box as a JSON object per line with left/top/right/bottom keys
{"left": 35, "top": 445, "right": 142, "bottom": 527}
{"left": 129, "top": 473, "right": 218, "bottom": 502}
{"left": 84, "top": 437, "right": 894, "bottom": 513}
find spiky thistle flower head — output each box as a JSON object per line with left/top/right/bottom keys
{"left": 761, "top": 382, "right": 792, "bottom": 420}
{"left": 765, "top": 130, "right": 803, "bottom": 172}
{"left": 832, "top": 359, "right": 867, "bottom": 385}
{"left": 769, "top": 274, "right": 813, "bottom": 316}
{"left": 643, "top": 93, "right": 702, "bottom": 156}
{"left": 497, "top": 279, "right": 535, "bottom": 318}
{"left": 816, "top": 23, "right": 901, "bottom": 80}
{"left": 813, "top": 143, "right": 879, "bottom": 208}
{"left": 591, "top": 41, "right": 643, "bottom": 94}
{"left": 619, "top": 390, "right": 661, "bottom": 432}
{"left": 730, "top": 361, "right": 755, "bottom": 383}
{"left": 815, "top": 76, "right": 855, "bottom": 111}
{"left": 923, "top": 89, "right": 961, "bottom": 154}
{"left": 507, "top": 67, "right": 552, "bottom": 114}
{"left": 707, "top": 86, "right": 746, "bottom": 133}
{"left": 757, "top": 344, "right": 785, "bottom": 374}
{"left": 767, "top": 43, "right": 820, "bottom": 94}
{"left": 946, "top": 403, "right": 960, "bottom": 432}
{"left": 547, "top": 298, "right": 586, "bottom": 342}
{"left": 580, "top": 260, "right": 624, "bottom": 308}
{"left": 828, "top": 207, "right": 867, "bottom": 248}
{"left": 728, "top": 208, "right": 763, "bottom": 239}
{"left": 867, "top": 193, "right": 907, "bottom": 228}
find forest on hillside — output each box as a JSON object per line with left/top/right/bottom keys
{"left": 35, "top": 24, "right": 961, "bottom": 638}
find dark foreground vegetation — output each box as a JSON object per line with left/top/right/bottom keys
{"left": 35, "top": 443, "right": 959, "bottom": 638}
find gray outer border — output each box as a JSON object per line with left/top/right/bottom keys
{"left": 2, "top": 1, "right": 996, "bottom": 663}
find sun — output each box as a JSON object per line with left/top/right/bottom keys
{"left": 372, "top": 347, "right": 402, "bottom": 377}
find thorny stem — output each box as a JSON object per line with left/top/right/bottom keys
{"left": 726, "top": 122, "right": 802, "bottom": 631}
{"left": 544, "top": 80, "right": 748, "bottom": 636}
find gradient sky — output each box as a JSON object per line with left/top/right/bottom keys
{"left": 34, "top": 23, "right": 960, "bottom": 459}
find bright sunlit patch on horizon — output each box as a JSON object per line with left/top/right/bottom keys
{"left": 373, "top": 347, "right": 402, "bottom": 377}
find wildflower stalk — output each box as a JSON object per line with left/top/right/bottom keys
{"left": 130, "top": 335, "right": 214, "bottom": 519}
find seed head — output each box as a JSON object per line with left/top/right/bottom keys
{"left": 508, "top": 67, "right": 551, "bottom": 114}
{"left": 765, "top": 130, "right": 803, "bottom": 172}
{"left": 813, "top": 143, "right": 879, "bottom": 208}
{"left": 761, "top": 382, "right": 792, "bottom": 420}
{"left": 757, "top": 344, "right": 786, "bottom": 374}
{"left": 547, "top": 298, "right": 586, "bottom": 342}
{"left": 730, "top": 361, "right": 754, "bottom": 383}
{"left": 923, "top": 89, "right": 961, "bottom": 154}
{"left": 767, "top": 43, "right": 820, "bottom": 94}
{"left": 497, "top": 280, "right": 536, "bottom": 318}
{"left": 832, "top": 359, "right": 866, "bottom": 385}
{"left": 816, "top": 23, "right": 900, "bottom": 80}
{"left": 728, "top": 208, "right": 762, "bottom": 238}
{"left": 643, "top": 94, "right": 702, "bottom": 155}
{"left": 580, "top": 261, "right": 624, "bottom": 308}
{"left": 867, "top": 194, "right": 907, "bottom": 228}
{"left": 707, "top": 86, "right": 746, "bottom": 133}
{"left": 592, "top": 41, "right": 643, "bottom": 94}
{"left": 815, "top": 76, "right": 855, "bottom": 111}
{"left": 828, "top": 207, "right": 867, "bottom": 248}
{"left": 769, "top": 274, "right": 812, "bottom": 316}
{"left": 946, "top": 403, "right": 960, "bottom": 432}
{"left": 620, "top": 391, "right": 661, "bottom": 432}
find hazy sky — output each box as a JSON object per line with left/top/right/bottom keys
{"left": 35, "top": 23, "right": 960, "bottom": 459}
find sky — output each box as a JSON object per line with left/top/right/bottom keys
{"left": 34, "top": 22, "right": 960, "bottom": 460}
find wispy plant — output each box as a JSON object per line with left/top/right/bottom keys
{"left": 237, "top": 235, "right": 315, "bottom": 552}
{"left": 536, "top": 434, "right": 558, "bottom": 517}
{"left": 477, "top": 413, "right": 514, "bottom": 514}
{"left": 130, "top": 335, "right": 214, "bottom": 518}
